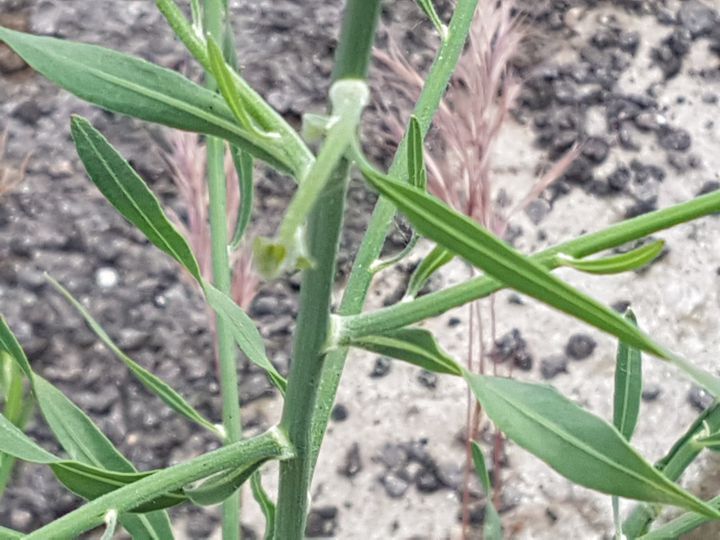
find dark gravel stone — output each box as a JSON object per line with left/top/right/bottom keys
{"left": 525, "top": 199, "right": 550, "bottom": 224}
{"left": 641, "top": 384, "right": 662, "bottom": 402}
{"left": 12, "top": 99, "right": 44, "bottom": 124}
{"left": 491, "top": 329, "right": 533, "bottom": 371}
{"left": 382, "top": 471, "right": 410, "bottom": 498}
{"left": 582, "top": 137, "right": 610, "bottom": 164}
{"left": 306, "top": 506, "right": 339, "bottom": 538}
{"left": 417, "top": 369, "right": 438, "bottom": 389}
{"left": 688, "top": 386, "right": 714, "bottom": 412}
{"left": 540, "top": 355, "right": 569, "bottom": 379}
{"left": 331, "top": 403, "right": 349, "bottom": 422}
{"left": 677, "top": 1, "right": 718, "bottom": 38}
{"left": 250, "top": 295, "right": 281, "bottom": 317}
{"left": 697, "top": 181, "right": 720, "bottom": 196}
{"left": 448, "top": 316, "right": 462, "bottom": 327}
{"left": 370, "top": 356, "right": 392, "bottom": 378}
{"left": 658, "top": 127, "right": 692, "bottom": 152}
{"left": 338, "top": 442, "right": 363, "bottom": 478}
{"left": 625, "top": 197, "right": 658, "bottom": 218}
{"left": 436, "top": 463, "right": 463, "bottom": 490}
{"left": 607, "top": 166, "right": 632, "bottom": 191}
{"left": 563, "top": 156, "right": 593, "bottom": 184}
{"left": 565, "top": 334, "right": 597, "bottom": 360}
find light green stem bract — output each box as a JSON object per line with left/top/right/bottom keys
{"left": 24, "top": 429, "right": 292, "bottom": 539}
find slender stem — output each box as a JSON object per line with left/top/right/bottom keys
{"left": 274, "top": 166, "right": 350, "bottom": 539}
{"left": 204, "top": 1, "right": 242, "bottom": 538}
{"left": 309, "top": 0, "right": 480, "bottom": 471}
{"left": 24, "top": 429, "right": 292, "bottom": 539}
{"left": 623, "top": 403, "right": 720, "bottom": 537}
{"left": 339, "top": 188, "right": 720, "bottom": 340}
{"left": 272, "top": 2, "right": 381, "bottom": 537}
{"left": 636, "top": 495, "right": 720, "bottom": 540}
{"left": 0, "top": 352, "right": 24, "bottom": 496}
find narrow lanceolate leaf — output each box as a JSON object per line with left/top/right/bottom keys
{"left": 71, "top": 116, "right": 203, "bottom": 283}
{"left": 466, "top": 374, "right": 720, "bottom": 518}
{"left": 613, "top": 310, "right": 642, "bottom": 441}
{"left": 471, "top": 442, "right": 502, "bottom": 540}
{"left": 349, "top": 327, "right": 463, "bottom": 376}
{"left": 0, "top": 320, "right": 174, "bottom": 534}
{"left": 251, "top": 471, "right": 276, "bottom": 540}
{"left": 203, "top": 282, "right": 287, "bottom": 393}
{"left": 405, "top": 246, "right": 454, "bottom": 299}
{"left": 0, "top": 412, "right": 184, "bottom": 512}
{"left": 0, "top": 525, "right": 22, "bottom": 540}
{"left": 47, "top": 275, "right": 222, "bottom": 438}
{"left": 207, "top": 36, "right": 271, "bottom": 139}
{"left": 0, "top": 317, "right": 32, "bottom": 380}
{"left": 557, "top": 240, "right": 665, "bottom": 275}
{"left": 358, "top": 163, "right": 720, "bottom": 395}
{"left": 185, "top": 460, "right": 265, "bottom": 506}
{"left": 0, "top": 26, "right": 295, "bottom": 173}
{"left": 229, "top": 145, "right": 254, "bottom": 251}
{"left": 416, "top": 0, "right": 448, "bottom": 38}
{"left": 407, "top": 116, "right": 427, "bottom": 191}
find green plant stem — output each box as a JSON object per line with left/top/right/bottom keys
{"left": 637, "top": 495, "right": 720, "bottom": 540}
{"left": 204, "top": 1, "right": 242, "bottom": 538}
{"left": 272, "top": 2, "right": 381, "bottom": 537}
{"left": 623, "top": 402, "right": 720, "bottom": 537}
{"left": 274, "top": 166, "right": 350, "bottom": 538}
{"left": 307, "top": 0, "right": 478, "bottom": 471}
{"left": 339, "top": 188, "right": 720, "bottom": 340}
{"left": 24, "top": 429, "right": 292, "bottom": 539}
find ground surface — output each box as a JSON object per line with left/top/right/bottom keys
{"left": 1, "top": 0, "right": 720, "bottom": 538}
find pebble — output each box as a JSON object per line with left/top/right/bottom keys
{"left": 338, "top": 442, "right": 363, "bottom": 478}
{"left": 641, "top": 384, "right": 662, "bottom": 402}
{"left": 95, "top": 267, "right": 119, "bottom": 288}
{"left": 607, "top": 166, "right": 631, "bottom": 191}
{"left": 382, "top": 471, "right": 410, "bottom": 498}
{"left": 331, "top": 403, "right": 349, "bottom": 422}
{"left": 491, "top": 329, "right": 534, "bottom": 371}
{"left": 540, "top": 355, "right": 569, "bottom": 379}
{"left": 417, "top": 369, "right": 438, "bottom": 389}
{"left": 370, "top": 356, "right": 392, "bottom": 378}
{"left": 688, "top": 386, "right": 714, "bottom": 412}
{"left": 658, "top": 127, "right": 691, "bottom": 152}
{"left": 306, "top": 506, "right": 339, "bottom": 538}
{"left": 677, "top": 1, "right": 717, "bottom": 38}
{"left": 565, "top": 334, "right": 597, "bottom": 360}
{"left": 582, "top": 137, "right": 610, "bottom": 164}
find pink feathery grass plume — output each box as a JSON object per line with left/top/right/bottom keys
{"left": 374, "top": 0, "right": 577, "bottom": 233}
{"left": 161, "top": 130, "right": 260, "bottom": 312}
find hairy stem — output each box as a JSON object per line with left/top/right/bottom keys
{"left": 309, "top": 0, "right": 480, "bottom": 473}
{"left": 339, "top": 188, "right": 720, "bottom": 340}
{"left": 272, "top": 2, "right": 381, "bottom": 537}
{"left": 24, "top": 429, "right": 292, "bottom": 539}
{"left": 204, "top": 0, "right": 242, "bottom": 538}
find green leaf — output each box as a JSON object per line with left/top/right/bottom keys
{"left": 0, "top": 411, "right": 183, "bottom": 512}
{"left": 0, "top": 319, "right": 175, "bottom": 534}
{"left": 185, "top": 460, "right": 264, "bottom": 506}
{"left": 466, "top": 374, "right": 720, "bottom": 518}
{"left": 70, "top": 116, "right": 203, "bottom": 283}
{"left": 0, "top": 26, "right": 293, "bottom": 173}
{"left": 0, "top": 525, "right": 22, "bottom": 540}
{"left": 229, "top": 145, "right": 254, "bottom": 251}
{"left": 349, "top": 327, "right": 462, "bottom": 376}
{"left": 251, "top": 471, "right": 276, "bottom": 540}
{"left": 47, "top": 275, "right": 222, "bottom": 438}
{"left": 407, "top": 116, "right": 427, "bottom": 191}
{"left": 471, "top": 442, "right": 502, "bottom": 540}
{"left": 356, "top": 160, "right": 720, "bottom": 395}
{"left": 0, "top": 317, "right": 33, "bottom": 381}
{"left": 613, "top": 310, "right": 642, "bottom": 441}
{"left": 558, "top": 240, "right": 665, "bottom": 275}
{"left": 415, "top": 0, "right": 448, "bottom": 38}
{"left": 203, "top": 282, "right": 287, "bottom": 393}
{"left": 207, "top": 36, "right": 273, "bottom": 141}
{"left": 405, "top": 246, "right": 454, "bottom": 299}
{"left": 636, "top": 496, "right": 720, "bottom": 540}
